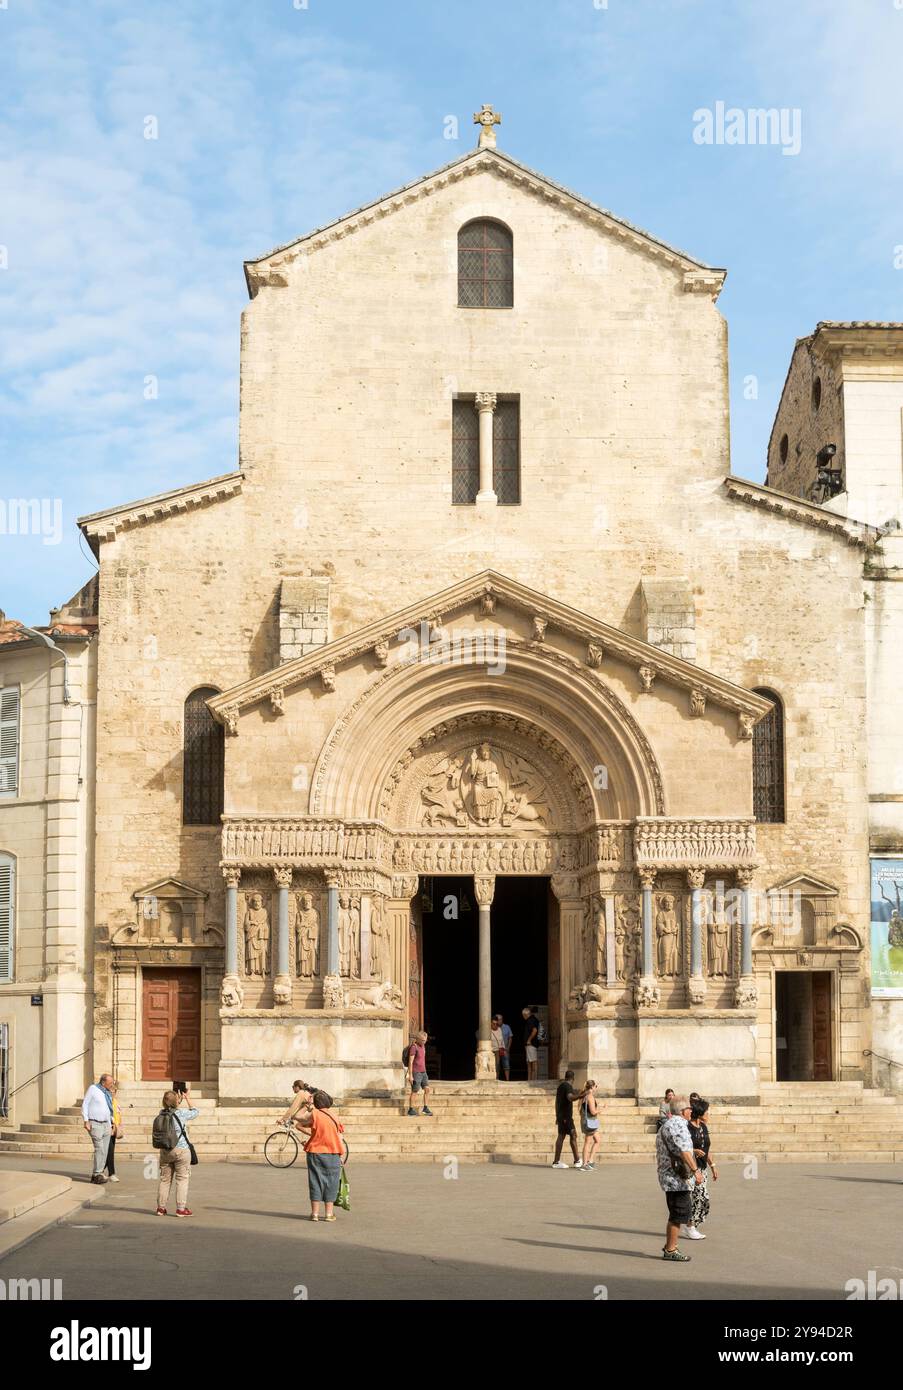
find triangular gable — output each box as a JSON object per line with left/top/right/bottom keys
{"left": 78, "top": 471, "right": 243, "bottom": 555}
{"left": 131, "top": 878, "right": 209, "bottom": 903}
{"left": 767, "top": 874, "right": 838, "bottom": 897}
{"left": 208, "top": 568, "right": 771, "bottom": 734}
{"left": 244, "top": 147, "right": 725, "bottom": 298}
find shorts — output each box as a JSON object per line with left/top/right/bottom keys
{"left": 665, "top": 1189, "right": 693, "bottom": 1225}
{"left": 410, "top": 1071, "right": 429, "bottom": 1092}
{"left": 525, "top": 1045, "right": 538, "bottom": 1063}
{"left": 556, "top": 1118, "right": 576, "bottom": 1137}
{"left": 496, "top": 1052, "right": 510, "bottom": 1072}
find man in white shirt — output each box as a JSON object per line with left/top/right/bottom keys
{"left": 82, "top": 1074, "right": 115, "bottom": 1184}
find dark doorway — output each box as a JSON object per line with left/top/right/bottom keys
{"left": 421, "top": 876, "right": 550, "bottom": 1081}
{"left": 775, "top": 971, "right": 833, "bottom": 1081}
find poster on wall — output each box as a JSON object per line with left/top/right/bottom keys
{"left": 870, "top": 857, "right": 903, "bottom": 998}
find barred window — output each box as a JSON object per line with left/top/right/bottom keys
{"left": 752, "top": 689, "right": 785, "bottom": 823}
{"left": 458, "top": 219, "right": 513, "bottom": 308}
{"left": 182, "top": 688, "right": 224, "bottom": 826}
{"left": 452, "top": 399, "right": 480, "bottom": 504}
{"left": 0, "top": 852, "right": 14, "bottom": 983}
{"left": 493, "top": 398, "right": 520, "bottom": 504}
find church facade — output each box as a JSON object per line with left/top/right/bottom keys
{"left": 75, "top": 116, "right": 879, "bottom": 1105}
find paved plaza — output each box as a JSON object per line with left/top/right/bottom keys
{"left": 0, "top": 1156, "right": 899, "bottom": 1301}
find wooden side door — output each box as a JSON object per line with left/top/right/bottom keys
{"left": 812, "top": 971, "right": 833, "bottom": 1081}
{"left": 142, "top": 969, "right": 201, "bottom": 1081}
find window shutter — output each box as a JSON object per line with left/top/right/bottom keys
{"left": 0, "top": 687, "right": 20, "bottom": 795}
{"left": 0, "top": 856, "right": 14, "bottom": 982}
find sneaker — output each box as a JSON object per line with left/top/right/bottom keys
{"left": 684, "top": 1227, "right": 706, "bottom": 1240}
{"left": 573, "top": 1160, "right": 583, "bottom": 1169}
{"left": 582, "top": 1163, "right": 595, "bottom": 1171}
{"left": 662, "top": 1248, "right": 691, "bottom": 1262}
{"left": 91, "top": 1174, "right": 107, "bottom": 1184}
{"left": 551, "top": 1161, "right": 569, "bottom": 1169}
{"left": 422, "top": 1106, "right": 434, "bottom": 1116}
{"left": 407, "top": 1107, "right": 418, "bottom": 1117}
{"left": 175, "top": 1207, "right": 193, "bottom": 1218}
{"left": 107, "top": 1175, "right": 120, "bottom": 1183}
{"left": 155, "top": 1206, "right": 167, "bottom": 1216}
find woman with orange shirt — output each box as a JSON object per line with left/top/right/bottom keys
{"left": 294, "top": 1090, "right": 346, "bottom": 1222}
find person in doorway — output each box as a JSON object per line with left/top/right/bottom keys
{"left": 406, "top": 1031, "right": 433, "bottom": 1116}
{"left": 491, "top": 1014, "right": 512, "bottom": 1080}
{"left": 579, "top": 1079, "right": 600, "bottom": 1170}
{"left": 655, "top": 1096, "right": 704, "bottom": 1261}
{"left": 81, "top": 1073, "right": 115, "bottom": 1185}
{"left": 155, "top": 1086, "right": 199, "bottom": 1218}
{"left": 686, "top": 1098, "right": 717, "bottom": 1236}
{"left": 522, "top": 1007, "right": 540, "bottom": 1081}
{"left": 294, "top": 1090, "right": 346, "bottom": 1222}
{"left": 104, "top": 1080, "right": 123, "bottom": 1182}
{"left": 552, "top": 1070, "right": 588, "bottom": 1168}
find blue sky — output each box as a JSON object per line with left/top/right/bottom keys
{"left": 1, "top": 0, "right": 902, "bottom": 623}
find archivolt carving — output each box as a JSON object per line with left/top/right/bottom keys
{"left": 309, "top": 642, "right": 666, "bottom": 821}
{"left": 383, "top": 714, "right": 590, "bottom": 832}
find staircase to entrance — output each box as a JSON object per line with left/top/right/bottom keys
{"left": 4, "top": 1080, "right": 903, "bottom": 1164}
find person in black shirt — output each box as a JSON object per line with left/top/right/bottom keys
{"left": 552, "top": 1070, "right": 588, "bottom": 1168}
{"left": 522, "top": 1007, "right": 541, "bottom": 1081}
{"left": 686, "top": 1098, "right": 717, "bottom": 1235}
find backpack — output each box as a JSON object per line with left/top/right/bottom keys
{"left": 536, "top": 1021, "right": 548, "bottom": 1045}
{"left": 152, "top": 1108, "right": 182, "bottom": 1151}
{"left": 401, "top": 1044, "right": 412, "bottom": 1068}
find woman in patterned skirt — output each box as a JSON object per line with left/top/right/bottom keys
{"left": 686, "top": 1098, "right": 718, "bottom": 1235}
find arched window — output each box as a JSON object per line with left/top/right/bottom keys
{"left": 182, "top": 688, "right": 224, "bottom": 826}
{"left": 457, "top": 219, "right": 513, "bottom": 308}
{"left": 0, "top": 852, "right": 15, "bottom": 982}
{"left": 752, "top": 689, "right": 785, "bottom": 823}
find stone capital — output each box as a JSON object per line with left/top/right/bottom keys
{"left": 735, "top": 866, "right": 755, "bottom": 888}
{"left": 274, "top": 865, "right": 293, "bottom": 889}
{"left": 686, "top": 867, "right": 707, "bottom": 891}
{"left": 392, "top": 874, "right": 419, "bottom": 901}
{"left": 474, "top": 391, "right": 497, "bottom": 414}
{"left": 550, "top": 872, "right": 581, "bottom": 902}
{"left": 637, "top": 868, "right": 657, "bottom": 891}
{"left": 473, "top": 874, "right": 496, "bottom": 908}
{"left": 222, "top": 866, "right": 242, "bottom": 889}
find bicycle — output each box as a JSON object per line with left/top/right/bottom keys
{"left": 264, "top": 1122, "right": 300, "bottom": 1169}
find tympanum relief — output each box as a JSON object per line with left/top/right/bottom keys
{"left": 419, "top": 741, "right": 550, "bottom": 830}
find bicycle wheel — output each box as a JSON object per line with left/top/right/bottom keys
{"left": 264, "top": 1128, "right": 299, "bottom": 1168}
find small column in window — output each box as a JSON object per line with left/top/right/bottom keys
{"left": 474, "top": 392, "right": 498, "bottom": 506}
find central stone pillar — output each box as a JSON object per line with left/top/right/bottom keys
{"left": 734, "top": 866, "right": 759, "bottom": 1009}
{"left": 474, "top": 392, "right": 498, "bottom": 506}
{"left": 273, "top": 866, "right": 293, "bottom": 1007}
{"left": 474, "top": 874, "right": 496, "bottom": 1080}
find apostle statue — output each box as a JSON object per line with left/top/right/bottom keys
{"left": 294, "top": 891, "right": 320, "bottom": 978}
{"left": 243, "top": 893, "right": 270, "bottom": 977}
{"left": 338, "top": 894, "right": 352, "bottom": 977}
{"left": 655, "top": 894, "right": 681, "bottom": 976}
{"left": 708, "top": 912, "right": 731, "bottom": 977}
{"left": 370, "top": 898, "right": 390, "bottom": 981}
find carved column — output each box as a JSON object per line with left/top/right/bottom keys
{"left": 273, "top": 866, "right": 293, "bottom": 1007}
{"left": 322, "top": 875, "right": 343, "bottom": 1008}
{"left": 389, "top": 874, "right": 420, "bottom": 1034}
{"left": 636, "top": 868, "right": 660, "bottom": 1010}
{"left": 474, "top": 392, "right": 498, "bottom": 506}
{"left": 604, "top": 894, "right": 618, "bottom": 988}
{"left": 687, "top": 867, "right": 707, "bottom": 1005}
{"left": 221, "top": 867, "right": 243, "bottom": 1008}
{"left": 734, "top": 867, "right": 758, "bottom": 1008}
{"left": 474, "top": 874, "right": 496, "bottom": 1080}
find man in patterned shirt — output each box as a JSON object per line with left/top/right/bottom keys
{"left": 655, "top": 1096, "right": 704, "bottom": 1262}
